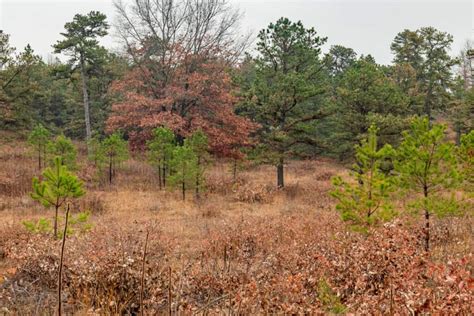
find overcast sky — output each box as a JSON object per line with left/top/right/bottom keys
{"left": 0, "top": 0, "right": 472, "bottom": 65}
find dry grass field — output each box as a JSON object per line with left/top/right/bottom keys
{"left": 0, "top": 134, "right": 472, "bottom": 314}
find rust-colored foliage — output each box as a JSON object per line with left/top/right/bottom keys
{"left": 1, "top": 216, "right": 472, "bottom": 314}
{"left": 107, "top": 47, "right": 257, "bottom": 157}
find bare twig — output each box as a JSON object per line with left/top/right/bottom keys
{"left": 58, "top": 203, "right": 70, "bottom": 316}
{"left": 168, "top": 266, "right": 172, "bottom": 315}
{"left": 193, "top": 294, "right": 230, "bottom": 314}
{"left": 139, "top": 230, "right": 149, "bottom": 316}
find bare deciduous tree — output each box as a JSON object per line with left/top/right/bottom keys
{"left": 113, "top": 0, "right": 251, "bottom": 67}
{"left": 457, "top": 40, "right": 473, "bottom": 89}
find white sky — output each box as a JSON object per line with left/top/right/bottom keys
{"left": 0, "top": 0, "right": 472, "bottom": 65}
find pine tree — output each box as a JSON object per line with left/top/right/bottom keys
{"left": 53, "top": 11, "right": 109, "bottom": 151}
{"left": 331, "top": 125, "right": 396, "bottom": 232}
{"left": 240, "top": 17, "right": 329, "bottom": 187}
{"left": 458, "top": 130, "right": 474, "bottom": 189}
{"left": 395, "top": 117, "right": 461, "bottom": 251}
{"left": 449, "top": 85, "right": 474, "bottom": 144}
{"left": 48, "top": 135, "right": 77, "bottom": 169}
{"left": 1, "top": 44, "right": 43, "bottom": 128}
{"left": 324, "top": 45, "right": 357, "bottom": 78}
{"left": 0, "top": 30, "right": 15, "bottom": 69}
{"left": 168, "top": 145, "right": 198, "bottom": 201}
{"left": 87, "top": 135, "right": 103, "bottom": 167}
{"left": 334, "top": 58, "right": 410, "bottom": 158}
{"left": 31, "top": 157, "right": 85, "bottom": 238}
{"left": 391, "top": 28, "right": 455, "bottom": 121}
{"left": 28, "top": 124, "right": 51, "bottom": 170}
{"left": 147, "top": 127, "right": 175, "bottom": 189}
{"left": 100, "top": 133, "right": 129, "bottom": 184}
{"left": 185, "top": 130, "right": 209, "bottom": 199}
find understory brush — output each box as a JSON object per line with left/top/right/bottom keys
{"left": 0, "top": 214, "right": 472, "bottom": 314}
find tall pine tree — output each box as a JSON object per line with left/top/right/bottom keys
{"left": 53, "top": 11, "right": 109, "bottom": 151}
{"left": 240, "top": 17, "right": 329, "bottom": 187}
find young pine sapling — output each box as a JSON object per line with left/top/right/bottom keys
{"left": 458, "top": 130, "right": 473, "bottom": 190}
{"left": 168, "top": 145, "right": 198, "bottom": 201}
{"left": 147, "top": 127, "right": 175, "bottom": 189}
{"left": 395, "top": 117, "right": 460, "bottom": 251}
{"left": 185, "top": 130, "right": 209, "bottom": 199}
{"left": 101, "top": 132, "right": 129, "bottom": 184}
{"left": 87, "top": 135, "right": 103, "bottom": 167}
{"left": 28, "top": 124, "right": 51, "bottom": 170}
{"left": 48, "top": 134, "right": 77, "bottom": 169}
{"left": 331, "top": 125, "right": 396, "bottom": 232}
{"left": 31, "top": 157, "right": 85, "bottom": 238}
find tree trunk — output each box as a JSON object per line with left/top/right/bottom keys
{"left": 233, "top": 159, "right": 237, "bottom": 183}
{"left": 109, "top": 156, "right": 113, "bottom": 184}
{"left": 54, "top": 204, "right": 59, "bottom": 238}
{"left": 38, "top": 145, "right": 42, "bottom": 170}
{"left": 423, "top": 185, "right": 430, "bottom": 251}
{"left": 424, "top": 208, "right": 430, "bottom": 252}
{"left": 42, "top": 144, "right": 47, "bottom": 169}
{"left": 277, "top": 157, "right": 284, "bottom": 188}
{"left": 182, "top": 181, "right": 186, "bottom": 201}
{"left": 162, "top": 164, "right": 166, "bottom": 188}
{"left": 58, "top": 204, "right": 70, "bottom": 316}
{"left": 80, "top": 57, "right": 92, "bottom": 152}
{"left": 158, "top": 161, "right": 162, "bottom": 190}
{"left": 454, "top": 126, "right": 461, "bottom": 145}
{"left": 195, "top": 156, "right": 201, "bottom": 200}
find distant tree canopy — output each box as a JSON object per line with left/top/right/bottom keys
{"left": 0, "top": 4, "right": 470, "bottom": 180}
{"left": 324, "top": 45, "right": 357, "bottom": 78}
{"left": 0, "top": 26, "right": 125, "bottom": 137}
{"left": 333, "top": 58, "right": 410, "bottom": 157}
{"left": 390, "top": 27, "right": 456, "bottom": 121}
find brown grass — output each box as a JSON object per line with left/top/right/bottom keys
{"left": 0, "top": 140, "right": 472, "bottom": 314}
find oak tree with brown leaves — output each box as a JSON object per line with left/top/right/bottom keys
{"left": 107, "top": 51, "right": 256, "bottom": 157}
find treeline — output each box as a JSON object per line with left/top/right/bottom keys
{"left": 0, "top": 21, "right": 127, "bottom": 138}
{"left": 0, "top": 0, "right": 472, "bottom": 187}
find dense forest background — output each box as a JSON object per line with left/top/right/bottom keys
{"left": 0, "top": 0, "right": 472, "bottom": 163}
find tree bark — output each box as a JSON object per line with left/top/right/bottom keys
{"left": 58, "top": 204, "right": 70, "bottom": 316}
{"left": 233, "top": 159, "right": 237, "bottom": 183}
{"left": 423, "top": 185, "right": 430, "bottom": 251}
{"left": 162, "top": 164, "right": 166, "bottom": 188}
{"left": 182, "top": 181, "right": 186, "bottom": 201}
{"left": 80, "top": 57, "right": 92, "bottom": 152}
{"left": 109, "top": 156, "right": 113, "bottom": 184}
{"left": 139, "top": 230, "right": 149, "bottom": 316}
{"left": 54, "top": 204, "right": 59, "bottom": 238}
{"left": 195, "top": 156, "right": 201, "bottom": 200}
{"left": 277, "top": 157, "right": 284, "bottom": 188}
{"left": 454, "top": 126, "right": 461, "bottom": 145}
{"left": 158, "top": 161, "right": 162, "bottom": 190}
{"left": 424, "top": 208, "right": 430, "bottom": 252}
